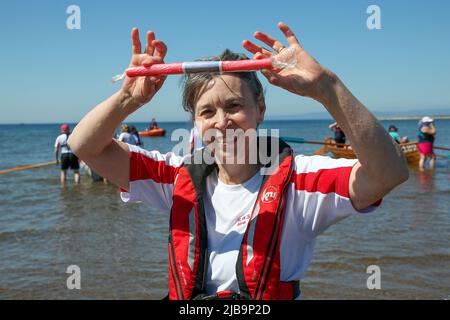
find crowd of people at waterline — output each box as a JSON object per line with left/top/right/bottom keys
{"left": 54, "top": 115, "right": 438, "bottom": 184}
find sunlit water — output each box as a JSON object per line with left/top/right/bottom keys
{"left": 0, "top": 120, "right": 449, "bottom": 299}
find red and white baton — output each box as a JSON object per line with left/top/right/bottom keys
{"left": 112, "top": 48, "right": 296, "bottom": 83}
{"left": 125, "top": 58, "right": 274, "bottom": 77}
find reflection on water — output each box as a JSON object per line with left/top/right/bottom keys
{"left": 416, "top": 170, "right": 436, "bottom": 193}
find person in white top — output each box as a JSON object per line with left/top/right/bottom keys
{"left": 54, "top": 123, "right": 80, "bottom": 184}
{"left": 67, "top": 23, "right": 409, "bottom": 299}
{"left": 117, "top": 124, "right": 139, "bottom": 145}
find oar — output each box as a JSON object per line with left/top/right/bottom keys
{"left": 0, "top": 161, "right": 57, "bottom": 175}
{"left": 280, "top": 136, "right": 348, "bottom": 147}
{"left": 417, "top": 144, "right": 450, "bottom": 159}
{"left": 281, "top": 136, "right": 349, "bottom": 156}
{"left": 282, "top": 137, "right": 450, "bottom": 159}
{"left": 313, "top": 146, "right": 329, "bottom": 156}
{"left": 434, "top": 146, "right": 450, "bottom": 152}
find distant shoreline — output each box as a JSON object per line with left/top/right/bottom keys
{"left": 378, "top": 115, "right": 450, "bottom": 121}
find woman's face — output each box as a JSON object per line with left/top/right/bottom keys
{"left": 193, "top": 74, "right": 265, "bottom": 163}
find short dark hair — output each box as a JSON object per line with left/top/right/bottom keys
{"left": 181, "top": 49, "right": 265, "bottom": 116}
{"left": 389, "top": 125, "right": 398, "bottom": 131}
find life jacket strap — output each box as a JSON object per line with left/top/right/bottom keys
{"left": 278, "top": 280, "right": 301, "bottom": 300}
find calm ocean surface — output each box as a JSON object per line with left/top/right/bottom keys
{"left": 0, "top": 119, "right": 449, "bottom": 299}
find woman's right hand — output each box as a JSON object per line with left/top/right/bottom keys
{"left": 121, "top": 28, "right": 168, "bottom": 109}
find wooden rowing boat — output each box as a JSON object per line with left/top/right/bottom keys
{"left": 318, "top": 137, "right": 420, "bottom": 165}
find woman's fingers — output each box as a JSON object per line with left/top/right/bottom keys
{"left": 146, "top": 31, "right": 155, "bottom": 55}
{"left": 278, "top": 22, "right": 301, "bottom": 47}
{"left": 143, "top": 77, "right": 155, "bottom": 98}
{"left": 242, "top": 40, "right": 272, "bottom": 56}
{"left": 141, "top": 55, "right": 153, "bottom": 68}
{"left": 254, "top": 31, "right": 285, "bottom": 53}
{"left": 261, "top": 68, "right": 283, "bottom": 86}
{"left": 131, "top": 28, "right": 142, "bottom": 55}
{"left": 155, "top": 75, "right": 167, "bottom": 91}
{"left": 126, "top": 29, "right": 168, "bottom": 101}
{"left": 131, "top": 34, "right": 166, "bottom": 68}
{"left": 253, "top": 52, "right": 265, "bottom": 60}
{"left": 153, "top": 40, "right": 168, "bottom": 60}
{"left": 252, "top": 51, "right": 284, "bottom": 87}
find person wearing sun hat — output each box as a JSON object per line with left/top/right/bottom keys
{"left": 54, "top": 123, "right": 80, "bottom": 184}
{"left": 417, "top": 116, "right": 437, "bottom": 171}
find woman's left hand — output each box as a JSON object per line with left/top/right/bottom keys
{"left": 243, "top": 22, "right": 333, "bottom": 102}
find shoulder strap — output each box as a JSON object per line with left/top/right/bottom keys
{"left": 168, "top": 147, "right": 217, "bottom": 299}
{"left": 60, "top": 133, "right": 71, "bottom": 150}
{"left": 236, "top": 137, "right": 294, "bottom": 300}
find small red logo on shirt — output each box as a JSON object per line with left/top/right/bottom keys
{"left": 261, "top": 186, "right": 278, "bottom": 203}
{"left": 236, "top": 213, "right": 251, "bottom": 227}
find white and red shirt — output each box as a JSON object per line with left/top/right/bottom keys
{"left": 121, "top": 144, "right": 379, "bottom": 295}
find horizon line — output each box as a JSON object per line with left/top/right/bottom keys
{"left": 2, "top": 116, "right": 450, "bottom": 126}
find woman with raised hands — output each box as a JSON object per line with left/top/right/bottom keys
{"left": 68, "top": 23, "right": 409, "bottom": 300}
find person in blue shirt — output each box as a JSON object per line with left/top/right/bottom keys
{"left": 388, "top": 125, "right": 400, "bottom": 143}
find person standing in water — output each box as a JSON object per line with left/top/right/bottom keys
{"left": 417, "top": 117, "right": 437, "bottom": 171}
{"left": 54, "top": 123, "right": 80, "bottom": 184}
{"left": 329, "top": 122, "right": 346, "bottom": 145}
{"left": 130, "top": 125, "right": 144, "bottom": 147}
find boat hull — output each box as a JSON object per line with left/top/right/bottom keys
{"left": 139, "top": 128, "right": 166, "bottom": 137}
{"left": 320, "top": 138, "right": 420, "bottom": 165}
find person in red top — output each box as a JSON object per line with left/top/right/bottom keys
{"left": 67, "top": 23, "right": 409, "bottom": 299}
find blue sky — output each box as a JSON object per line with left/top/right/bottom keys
{"left": 1, "top": 0, "right": 449, "bottom": 123}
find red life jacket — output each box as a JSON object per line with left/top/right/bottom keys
{"left": 168, "top": 138, "right": 299, "bottom": 300}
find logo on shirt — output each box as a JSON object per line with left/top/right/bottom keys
{"left": 236, "top": 213, "right": 251, "bottom": 227}
{"left": 261, "top": 186, "right": 278, "bottom": 203}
